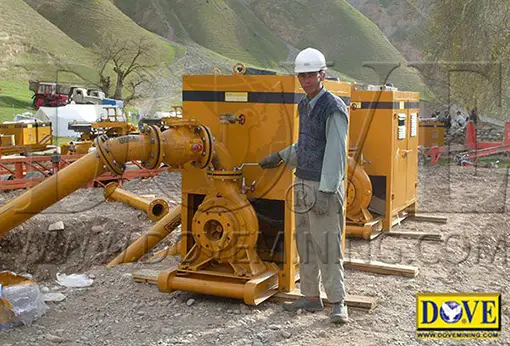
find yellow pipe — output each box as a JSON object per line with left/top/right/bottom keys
{"left": 170, "top": 276, "right": 245, "bottom": 299}
{"left": 211, "top": 141, "right": 235, "bottom": 170}
{"left": 158, "top": 270, "right": 245, "bottom": 299}
{"left": 210, "top": 141, "right": 252, "bottom": 210}
{"left": 107, "top": 205, "right": 182, "bottom": 267}
{"left": 160, "top": 127, "right": 206, "bottom": 166}
{"left": 104, "top": 182, "right": 169, "bottom": 221}
{"left": 0, "top": 122, "right": 213, "bottom": 238}
{"left": 0, "top": 133, "right": 152, "bottom": 236}
{"left": 0, "top": 152, "right": 107, "bottom": 236}
{"left": 346, "top": 224, "right": 373, "bottom": 240}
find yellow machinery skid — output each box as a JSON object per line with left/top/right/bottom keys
{"left": 158, "top": 262, "right": 280, "bottom": 305}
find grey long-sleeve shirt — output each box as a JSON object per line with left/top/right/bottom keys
{"left": 278, "top": 87, "right": 348, "bottom": 193}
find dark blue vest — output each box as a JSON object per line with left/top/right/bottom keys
{"left": 296, "top": 90, "right": 348, "bottom": 181}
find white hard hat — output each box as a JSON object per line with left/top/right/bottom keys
{"left": 294, "top": 48, "right": 327, "bottom": 74}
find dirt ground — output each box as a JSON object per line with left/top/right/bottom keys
{"left": 1, "top": 164, "right": 509, "bottom": 346}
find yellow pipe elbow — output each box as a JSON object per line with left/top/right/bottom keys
{"left": 104, "top": 183, "right": 170, "bottom": 221}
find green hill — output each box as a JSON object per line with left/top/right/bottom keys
{"left": 0, "top": 0, "right": 97, "bottom": 82}
{"left": 113, "top": 0, "right": 429, "bottom": 95}
{"left": 22, "top": 0, "right": 178, "bottom": 68}
{"left": 0, "top": 0, "right": 432, "bottom": 120}
{"left": 247, "top": 0, "right": 429, "bottom": 94}
{"left": 113, "top": 0, "right": 289, "bottom": 69}
{"left": 347, "top": 0, "right": 429, "bottom": 61}
{"left": 0, "top": 80, "right": 34, "bottom": 123}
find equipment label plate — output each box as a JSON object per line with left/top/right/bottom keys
{"left": 225, "top": 92, "right": 248, "bottom": 102}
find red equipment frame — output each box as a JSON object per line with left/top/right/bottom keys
{"left": 0, "top": 154, "right": 168, "bottom": 191}
{"left": 421, "top": 121, "right": 510, "bottom": 165}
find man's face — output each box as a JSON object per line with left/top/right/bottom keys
{"left": 297, "top": 71, "right": 325, "bottom": 96}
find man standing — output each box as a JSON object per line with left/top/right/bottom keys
{"left": 469, "top": 107, "right": 478, "bottom": 124}
{"left": 259, "top": 48, "right": 349, "bottom": 324}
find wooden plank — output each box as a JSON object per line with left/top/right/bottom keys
{"left": 344, "top": 258, "right": 419, "bottom": 278}
{"left": 384, "top": 230, "right": 443, "bottom": 241}
{"left": 367, "top": 231, "right": 383, "bottom": 240}
{"left": 272, "top": 289, "right": 376, "bottom": 311}
{"left": 391, "top": 213, "right": 408, "bottom": 227}
{"left": 409, "top": 214, "right": 448, "bottom": 224}
{"left": 132, "top": 269, "right": 160, "bottom": 284}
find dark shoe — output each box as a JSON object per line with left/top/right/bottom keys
{"left": 330, "top": 302, "right": 348, "bottom": 324}
{"left": 283, "top": 297, "right": 324, "bottom": 312}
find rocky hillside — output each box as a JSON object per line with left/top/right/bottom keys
{"left": 0, "top": 0, "right": 432, "bottom": 113}
{"left": 347, "top": 0, "right": 430, "bottom": 61}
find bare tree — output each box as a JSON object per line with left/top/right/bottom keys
{"left": 95, "top": 37, "right": 155, "bottom": 101}
{"left": 422, "top": 0, "right": 510, "bottom": 112}
{"left": 124, "top": 74, "right": 150, "bottom": 105}
{"left": 98, "top": 62, "right": 111, "bottom": 96}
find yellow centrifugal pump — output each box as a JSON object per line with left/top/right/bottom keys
{"left": 155, "top": 74, "right": 351, "bottom": 304}
{"left": 0, "top": 73, "right": 351, "bottom": 305}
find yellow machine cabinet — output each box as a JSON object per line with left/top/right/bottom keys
{"left": 0, "top": 122, "right": 52, "bottom": 147}
{"left": 419, "top": 120, "right": 445, "bottom": 148}
{"left": 170, "top": 74, "right": 351, "bottom": 301}
{"left": 349, "top": 88, "right": 419, "bottom": 233}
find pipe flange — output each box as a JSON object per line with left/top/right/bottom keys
{"left": 205, "top": 170, "right": 243, "bottom": 180}
{"left": 95, "top": 135, "right": 125, "bottom": 176}
{"left": 163, "top": 119, "right": 204, "bottom": 128}
{"left": 147, "top": 198, "right": 170, "bottom": 221}
{"left": 194, "top": 125, "right": 214, "bottom": 169}
{"left": 141, "top": 125, "right": 163, "bottom": 170}
{"left": 104, "top": 182, "right": 119, "bottom": 201}
{"left": 192, "top": 198, "right": 240, "bottom": 260}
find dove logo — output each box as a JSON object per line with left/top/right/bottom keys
{"left": 416, "top": 293, "right": 501, "bottom": 335}
{"left": 440, "top": 301, "right": 462, "bottom": 323}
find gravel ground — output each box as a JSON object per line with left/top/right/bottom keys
{"left": 1, "top": 165, "right": 509, "bottom": 346}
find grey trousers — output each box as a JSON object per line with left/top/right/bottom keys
{"left": 294, "top": 177, "right": 346, "bottom": 303}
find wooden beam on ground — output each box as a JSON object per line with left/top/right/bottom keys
{"left": 132, "top": 269, "right": 162, "bottom": 284}
{"left": 384, "top": 230, "right": 443, "bottom": 241}
{"left": 271, "top": 289, "right": 376, "bottom": 311}
{"left": 409, "top": 214, "right": 448, "bottom": 224}
{"left": 344, "top": 258, "right": 419, "bottom": 278}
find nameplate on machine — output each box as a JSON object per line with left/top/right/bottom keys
{"left": 225, "top": 92, "right": 248, "bottom": 102}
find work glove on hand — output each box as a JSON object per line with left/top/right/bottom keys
{"left": 313, "top": 190, "right": 331, "bottom": 215}
{"left": 259, "top": 152, "right": 282, "bottom": 169}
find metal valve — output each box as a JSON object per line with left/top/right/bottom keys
{"left": 241, "top": 177, "right": 257, "bottom": 194}
{"left": 220, "top": 113, "right": 246, "bottom": 125}
{"left": 235, "top": 162, "right": 260, "bottom": 194}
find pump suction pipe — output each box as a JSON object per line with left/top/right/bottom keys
{"left": 0, "top": 121, "right": 214, "bottom": 238}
